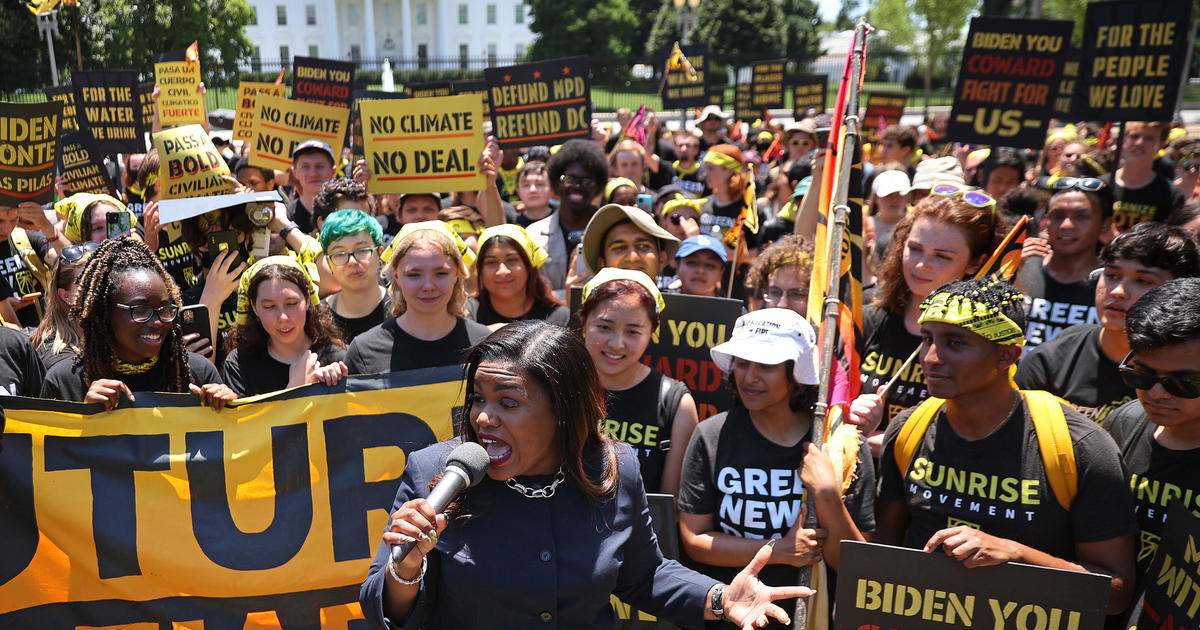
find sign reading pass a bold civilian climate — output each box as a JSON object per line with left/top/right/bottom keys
{"left": 58, "top": 128, "right": 117, "bottom": 197}
{"left": 152, "top": 124, "right": 230, "bottom": 200}
{"left": 248, "top": 93, "right": 347, "bottom": 171}
{"left": 0, "top": 101, "right": 61, "bottom": 206}
{"left": 485, "top": 56, "right": 591, "bottom": 150}
{"left": 361, "top": 94, "right": 484, "bottom": 195}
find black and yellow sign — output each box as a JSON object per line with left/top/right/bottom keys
{"left": 453, "top": 79, "right": 492, "bottom": 118}
{"left": 790, "top": 74, "right": 828, "bottom": 118}
{"left": 292, "top": 56, "right": 355, "bottom": 109}
{"left": 485, "top": 56, "right": 592, "bottom": 150}
{"left": 153, "top": 124, "right": 231, "bottom": 200}
{"left": 750, "top": 59, "right": 786, "bottom": 111}
{"left": 948, "top": 16, "right": 1073, "bottom": 150}
{"left": 661, "top": 43, "right": 708, "bottom": 110}
{"left": 351, "top": 90, "right": 406, "bottom": 158}
{"left": 248, "top": 93, "right": 347, "bottom": 171}
{"left": 43, "top": 85, "right": 75, "bottom": 133}
{"left": 0, "top": 100, "right": 61, "bottom": 206}
{"left": 0, "top": 369, "right": 459, "bottom": 627}
{"left": 58, "top": 128, "right": 117, "bottom": 196}
{"left": 1076, "top": 0, "right": 1192, "bottom": 121}
{"left": 1136, "top": 502, "right": 1200, "bottom": 630}
{"left": 154, "top": 49, "right": 205, "bottom": 127}
{"left": 861, "top": 91, "right": 908, "bottom": 137}
{"left": 361, "top": 93, "right": 485, "bottom": 195}
{"left": 139, "top": 82, "right": 156, "bottom": 129}
{"left": 837, "top": 541, "right": 1110, "bottom": 630}
{"left": 234, "top": 81, "right": 287, "bottom": 142}
{"left": 707, "top": 84, "right": 726, "bottom": 110}
{"left": 71, "top": 69, "right": 146, "bottom": 154}
{"left": 734, "top": 83, "right": 754, "bottom": 121}
{"left": 1053, "top": 47, "right": 1080, "bottom": 117}
{"left": 408, "top": 81, "right": 452, "bottom": 99}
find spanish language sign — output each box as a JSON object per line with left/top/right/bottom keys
{"left": 861, "top": 91, "right": 908, "bottom": 137}
{"left": 1135, "top": 502, "right": 1200, "bottom": 630}
{"left": 361, "top": 93, "right": 485, "bottom": 195}
{"left": 751, "top": 59, "right": 786, "bottom": 110}
{"left": 0, "top": 368, "right": 459, "bottom": 628}
{"left": 71, "top": 69, "right": 145, "bottom": 154}
{"left": 661, "top": 43, "right": 709, "bottom": 110}
{"left": 58, "top": 128, "right": 117, "bottom": 196}
{"left": 234, "top": 81, "right": 286, "bottom": 142}
{"left": 485, "top": 56, "right": 591, "bottom": 149}
{"left": 836, "top": 542, "right": 1111, "bottom": 630}
{"left": 1075, "top": 0, "right": 1193, "bottom": 121}
{"left": 152, "top": 124, "right": 231, "bottom": 200}
{"left": 248, "top": 93, "right": 347, "bottom": 171}
{"left": 948, "top": 16, "right": 1073, "bottom": 149}
{"left": 1053, "top": 47, "right": 1080, "bottom": 117}
{"left": 154, "top": 49, "right": 205, "bottom": 127}
{"left": 43, "top": 85, "right": 75, "bottom": 132}
{"left": 791, "top": 74, "right": 827, "bottom": 118}
{"left": 0, "top": 101, "right": 60, "bottom": 207}
{"left": 292, "top": 56, "right": 355, "bottom": 109}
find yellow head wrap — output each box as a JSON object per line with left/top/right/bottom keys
{"left": 703, "top": 151, "right": 744, "bottom": 173}
{"left": 604, "top": 177, "right": 639, "bottom": 202}
{"left": 581, "top": 267, "right": 665, "bottom": 313}
{"left": 381, "top": 220, "right": 477, "bottom": 268}
{"left": 477, "top": 224, "right": 549, "bottom": 269}
{"left": 235, "top": 256, "right": 320, "bottom": 325}
{"left": 444, "top": 218, "right": 482, "bottom": 236}
{"left": 197, "top": 210, "right": 223, "bottom": 231}
{"left": 660, "top": 193, "right": 705, "bottom": 218}
{"left": 917, "top": 284, "right": 1026, "bottom": 346}
{"left": 56, "top": 193, "right": 134, "bottom": 242}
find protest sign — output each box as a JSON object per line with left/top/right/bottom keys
{"left": 791, "top": 74, "right": 827, "bottom": 118}
{"left": 1076, "top": 0, "right": 1192, "bottom": 121}
{"left": 708, "top": 84, "right": 726, "bottom": 110}
{"left": 837, "top": 541, "right": 1111, "bottom": 630}
{"left": 1053, "top": 47, "right": 1080, "bottom": 117}
{"left": 453, "top": 79, "right": 492, "bottom": 117}
{"left": 0, "top": 101, "right": 61, "bottom": 207}
{"left": 361, "top": 93, "right": 485, "bottom": 195}
{"left": 72, "top": 69, "right": 145, "bottom": 154}
{"left": 611, "top": 493, "right": 680, "bottom": 629}
{"left": 661, "top": 43, "right": 709, "bottom": 110}
{"left": 351, "top": 90, "right": 406, "bottom": 157}
{"left": 43, "top": 85, "right": 75, "bottom": 133}
{"left": 234, "top": 81, "right": 286, "bottom": 142}
{"left": 154, "top": 49, "right": 205, "bottom": 127}
{"left": 248, "top": 93, "right": 347, "bottom": 171}
{"left": 0, "top": 368, "right": 460, "bottom": 628}
{"left": 408, "top": 81, "right": 452, "bottom": 99}
{"left": 734, "top": 83, "right": 755, "bottom": 121}
{"left": 58, "top": 128, "right": 117, "bottom": 196}
{"left": 152, "top": 124, "right": 231, "bottom": 200}
{"left": 750, "top": 59, "right": 786, "bottom": 111}
{"left": 861, "top": 91, "right": 907, "bottom": 137}
{"left": 485, "top": 56, "right": 591, "bottom": 149}
{"left": 138, "top": 82, "right": 156, "bottom": 129}
{"left": 159, "top": 190, "right": 282, "bottom": 225}
{"left": 1135, "top": 503, "right": 1200, "bottom": 630}
{"left": 948, "top": 16, "right": 1073, "bottom": 149}
{"left": 292, "top": 56, "right": 355, "bottom": 109}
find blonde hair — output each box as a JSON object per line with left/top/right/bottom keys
{"left": 608, "top": 139, "right": 646, "bottom": 167}
{"left": 387, "top": 230, "right": 469, "bottom": 317}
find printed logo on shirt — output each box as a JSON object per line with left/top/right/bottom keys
{"left": 947, "top": 516, "right": 980, "bottom": 530}
{"left": 715, "top": 466, "right": 805, "bottom": 538}
{"left": 1138, "top": 530, "right": 1160, "bottom": 568}
{"left": 1072, "top": 395, "right": 1133, "bottom": 424}
{"left": 672, "top": 177, "right": 705, "bottom": 195}
{"left": 1112, "top": 200, "right": 1159, "bottom": 230}
{"left": 1129, "top": 472, "right": 1200, "bottom": 523}
{"left": 906, "top": 456, "right": 1044, "bottom": 523}
{"left": 603, "top": 419, "right": 662, "bottom": 449}
{"left": 1023, "top": 298, "right": 1098, "bottom": 347}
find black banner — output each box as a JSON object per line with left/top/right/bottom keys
{"left": 734, "top": 83, "right": 754, "bottom": 122}
{"left": 58, "top": 128, "right": 118, "bottom": 196}
{"left": 837, "top": 542, "right": 1111, "bottom": 630}
{"left": 661, "top": 43, "right": 709, "bottom": 110}
{"left": 790, "top": 74, "right": 828, "bottom": 118}
{"left": 1075, "top": 0, "right": 1193, "bottom": 121}
{"left": 43, "top": 85, "right": 76, "bottom": 133}
{"left": 0, "top": 101, "right": 61, "bottom": 206}
{"left": 1135, "top": 502, "right": 1200, "bottom": 630}
{"left": 861, "top": 91, "right": 907, "bottom": 137}
{"left": 707, "top": 84, "right": 726, "bottom": 110}
{"left": 750, "top": 59, "right": 786, "bottom": 111}
{"left": 138, "top": 82, "right": 156, "bottom": 131}
{"left": 485, "top": 56, "right": 591, "bottom": 150}
{"left": 1053, "top": 47, "right": 1080, "bottom": 117}
{"left": 292, "top": 56, "right": 355, "bottom": 109}
{"left": 453, "top": 79, "right": 492, "bottom": 117}
{"left": 948, "top": 16, "right": 1073, "bottom": 149}
{"left": 407, "top": 81, "right": 452, "bottom": 99}
{"left": 71, "top": 70, "right": 146, "bottom": 154}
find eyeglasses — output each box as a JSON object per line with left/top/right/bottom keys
{"left": 115, "top": 303, "right": 180, "bottom": 323}
{"left": 1118, "top": 352, "right": 1200, "bottom": 399}
{"left": 327, "top": 246, "right": 378, "bottom": 266}
{"left": 789, "top": 138, "right": 813, "bottom": 147}
{"left": 762, "top": 287, "right": 807, "bottom": 305}
{"left": 930, "top": 184, "right": 996, "bottom": 209}
{"left": 61, "top": 241, "right": 100, "bottom": 263}
{"left": 1051, "top": 177, "right": 1107, "bottom": 193}
{"left": 559, "top": 174, "right": 597, "bottom": 190}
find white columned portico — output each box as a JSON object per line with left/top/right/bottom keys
{"left": 436, "top": 0, "right": 451, "bottom": 58}
{"left": 363, "top": 0, "right": 377, "bottom": 60}
{"left": 400, "top": 0, "right": 413, "bottom": 67}
{"left": 327, "top": 0, "right": 342, "bottom": 58}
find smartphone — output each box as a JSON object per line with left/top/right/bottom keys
{"left": 635, "top": 193, "right": 653, "bottom": 214}
{"left": 574, "top": 242, "right": 589, "bottom": 276}
{"left": 178, "top": 304, "right": 211, "bottom": 343}
{"left": 106, "top": 210, "right": 131, "bottom": 239}
{"left": 206, "top": 230, "right": 244, "bottom": 268}
{"left": 20, "top": 291, "right": 42, "bottom": 300}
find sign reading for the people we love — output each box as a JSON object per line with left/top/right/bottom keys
{"left": 0, "top": 101, "right": 61, "bottom": 206}
{"left": 154, "top": 49, "right": 205, "bottom": 127}
{"left": 361, "top": 93, "right": 485, "bottom": 195}
{"left": 72, "top": 69, "right": 146, "bottom": 154}
{"left": 58, "top": 128, "right": 117, "bottom": 197}
{"left": 234, "top": 81, "right": 286, "bottom": 142}
{"left": 485, "top": 56, "right": 592, "bottom": 150}
{"left": 152, "top": 124, "right": 231, "bottom": 200}
{"left": 248, "top": 93, "right": 347, "bottom": 170}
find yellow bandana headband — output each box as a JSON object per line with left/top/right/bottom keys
{"left": 445, "top": 219, "right": 482, "bottom": 236}
{"left": 660, "top": 193, "right": 705, "bottom": 218}
{"left": 582, "top": 267, "right": 665, "bottom": 313}
{"left": 918, "top": 289, "right": 1026, "bottom": 346}
{"left": 56, "top": 193, "right": 134, "bottom": 242}
{"left": 604, "top": 177, "right": 639, "bottom": 202}
{"left": 703, "top": 151, "right": 744, "bottom": 173}
{"left": 197, "top": 210, "right": 223, "bottom": 231}
{"left": 235, "top": 255, "right": 320, "bottom": 325}
{"left": 381, "top": 220, "right": 477, "bottom": 268}
{"left": 477, "top": 224, "right": 549, "bottom": 269}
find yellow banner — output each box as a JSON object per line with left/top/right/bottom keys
{"left": 154, "top": 60, "right": 204, "bottom": 127}
{"left": 235, "top": 82, "right": 286, "bottom": 142}
{"left": 249, "top": 93, "right": 347, "bottom": 171}
{"left": 0, "top": 368, "right": 461, "bottom": 627}
{"left": 361, "top": 94, "right": 485, "bottom": 195}
{"left": 152, "top": 124, "right": 232, "bottom": 200}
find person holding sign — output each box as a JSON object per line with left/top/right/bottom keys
{"left": 320, "top": 209, "right": 391, "bottom": 344}
{"left": 287, "top": 140, "right": 339, "bottom": 236}
{"left": 466, "top": 224, "right": 568, "bottom": 328}
{"left": 701, "top": 144, "right": 765, "bottom": 273}
{"left": 875, "top": 277, "right": 1137, "bottom": 614}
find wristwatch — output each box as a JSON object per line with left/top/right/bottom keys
{"left": 711, "top": 583, "right": 727, "bottom": 620}
{"left": 279, "top": 221, "right": 300, "bottom": 240}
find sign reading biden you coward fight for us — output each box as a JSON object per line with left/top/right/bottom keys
{"left": 0, "top": 101, "right": 61, "bottom": 207}
{"left": 152, "top": 124, "right": 231, "bottom": 200}
{"left": 234, "top": 81, "right": 286, "bottom": 142}
{"left": 0, "top": 368, "right": 461, "bottom": 628}
{"left": 293, "top": 55, "right": 355, "bottom": 109}
{"left": 948, "top": 17, "right": 1073, "bottom": 150}
{"left": 1075, "top": 0, "right": 1193, "bottom": 121}
{"left": 1135, "top": 502, "right": 1200, "bottom": 630}
{"left": 362, "top": 93, "right": 485, "bottom": 195}
{"left": 72, "top": 69, "right": 146, "bottom": 154}
{"left": 58, "top": 128, "right": 118, "bottom": 197}
{"left": 836, "top": 541, "right": 1111, "bottom": 630}
{"left": 248, "top": 93, "right": 347, "bottom": 172}
{"left": 485, "top": 56, "right": 592, "bottom": 150}
{"left": 154, "top": 49, "right": 205, "bottom": 127}
{"left": 661, "top": 43, "right": 709, "bottom": 110}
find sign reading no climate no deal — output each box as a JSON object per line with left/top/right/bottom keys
{"left": 361, "top": 93, "right": 485, "bottom": 195}
{"left": 248, "top": 93, "right": 347, "bottom": 171}
{"left": 0, "top": 100, "right": 61, "bottom": 206}
{"left": 485, "top": 56, "right": 591, "bottom": 150}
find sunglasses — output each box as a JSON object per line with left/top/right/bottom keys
{"left": 1118, "top": 352, "right": 1200, "bottom": 399}
{"left": 61, "top": 241, "right": 100, "bottom": 263}
{"left": 1051, "top": 177, "right": 1107, "bottom": 193}
{"left": 930, "top": 184, "right": 996, "bottom": 209}
{"left": 559, "top": 174, "right": 597, "bottom": 190}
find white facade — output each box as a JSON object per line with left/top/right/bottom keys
{"left": 243, "top": 0, "right": 534, "bottom": 68}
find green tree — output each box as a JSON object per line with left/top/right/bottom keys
{"left": 781, "top": 0, "right": 823, "bottom": 66}
{"left": 626, "top": 0, "right": 665, "bottom": 59}
{"left": 835, "top": 0, "right": 864, "bottom": 30}
{"left": 645, "top": 2, "right": 680, "bottom": 57}
{"left": 691, "top": 0, "right": 784, "bottom": 60}
{"left": 527, "top": 0, "right": 639, "bottom": 60}
{"left": 869, "top": 0, "right": 976, "bottom": 114}
{"left": 0, "top": 4, "right": 84, "bottom": 94}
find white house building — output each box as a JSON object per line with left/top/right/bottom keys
{"left": 243, "top": 0, "right": 535, "bottom": 69}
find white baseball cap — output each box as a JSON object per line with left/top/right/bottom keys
{"left": 873, "top": 169, "right": 910, "bottom": 198}
{"left": 710, "top": 308, "right": 819, "bottom": 385}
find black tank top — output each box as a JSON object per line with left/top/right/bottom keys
{"left": 603, "top": 369, "right": 687, "bottom": 494}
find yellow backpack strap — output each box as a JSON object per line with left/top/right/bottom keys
{"left": 1022, "top": 390, "right": 1077, "bottom": 511}
{"left": 893, "top": 397, "right": 947, "bottom": 476}
{"left": 9, "top": 227, "right": 49, "bottom": 292}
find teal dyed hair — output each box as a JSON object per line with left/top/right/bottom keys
{"left": 319, "top": 208, "right": 384, "bottom": 251}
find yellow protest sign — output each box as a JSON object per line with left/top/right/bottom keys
{"left": 249, "top": 93, "right": 347, "bottom": 171}
{"left": 154, "top": 53, "right": 204, "bottom": 127}
{"left": 235, "top": 81, "right": 286, "bottom": 142}
{"left": 361, "top": 93, "right": 484, "bottom": 194}
{"left": 152, "top": 124, "right": 231, "bottom": 200}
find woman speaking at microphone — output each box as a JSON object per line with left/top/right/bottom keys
{"left": 360, "top": 321, "right": 814, "bottom": 630}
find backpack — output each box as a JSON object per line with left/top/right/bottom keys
{"left": 9, "top": 227, "right": 50, "bottom": 293}
{"left": 654, "top": 375, "right": 688, "bottom": 452}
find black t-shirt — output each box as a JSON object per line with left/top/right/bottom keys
{"left": 602, "top": 369, "right": 687, "bottom": 494}
{"left": 699, "top": 197, "right": 764, "bottom": 250}
{"left": 325, "top": 290, "right": 392, "bottom": 345}
{"left": 344, "top": 316, "right": 491, "bottom": 374}
{"left": 36, "top": 344, "right": 75, "bottom": 373}
{"left": 0, "top": 326, "right": 46, "bottom": 397}
{"left": 1100, "top": 172, "right": 1186, "bottom": 231}
{"left": 222, "top": 342, "right": 347, "bottom": 397}
{"left": 1018, "top": 256, "right": 1098, "bottom": 348}
{"left": 286, "top": 198, "right": 315, "bottom": 236}
{"left": 879, "top": 398, "right": 1137, "bottom": 559}
{"left": 699, "top": 136, "right": 733, "bottom": 153}
{"left": 40, "top": 351, "right": 223, "bottom": 401}
{"left": 1014, "top": 324, "right": 1136, "bottom": 423}
{"left": 181, "top": 278, "right": 240, "bottom": 366}
{"left": 859, "top": 304, "right": 926, "bottom": 428}
{"left": 154, "top": 222, "right": 203, "bottom": 290}
{"left": 465, "top": 297, "right": 570, "bottom": 328}
{"left": 0, "top": 230, "right": 50, "bottom": 328}
{"left": 670, "top": 161, "right": 708, "bottom": 196}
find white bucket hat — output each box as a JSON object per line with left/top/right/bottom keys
{"left": 710, "top": 308, "right": 819, "bottom": 385}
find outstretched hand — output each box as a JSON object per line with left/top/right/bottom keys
{"left": 722, "top": 542, "right": 816, "bottom": 629}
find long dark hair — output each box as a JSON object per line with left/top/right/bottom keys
{"left": 459, "top": 321, "right": 617, "bottom": 503}
{"left": 474, "top": 235, "right": 561, "bottom": 309}
{"left": 224, "top": 263, "right": 345, "bottom": 355}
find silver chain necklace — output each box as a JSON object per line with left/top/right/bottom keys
{"left": 506, "top": 467, "right": 566, "bottom": 498}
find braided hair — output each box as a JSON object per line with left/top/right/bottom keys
{"left": 70, "top": 236, "right": 192, "bottom": 391}
{"left": 922, "top": 277, "right": 1028, "bottom": 332}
